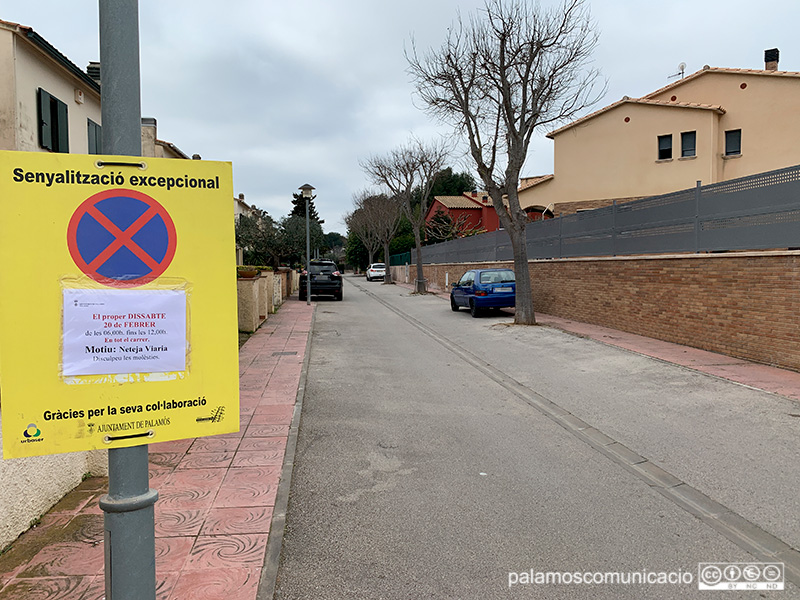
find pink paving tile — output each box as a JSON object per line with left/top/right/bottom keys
{"left": 183, "top": 534, "right": 268, "bottom": 570}
{"left": 168, "top": 567, "right": 261, "bottom": 600}
{"left": 189, "top": 436, "right": 241, "bottom": 453}
{"left": 154, "top": 536, "right": 194, "bottom": 575}
{"left": 148, "top": 452, "right": 186, "bottom": 469}
{"left": 257, "top": 394, "right": 297, "bottom": 405}
{"left": 245, "top": 424, "right": 289, "bottom": 438}
{"left": 154, "top": 508, "right": 207, "bottom": 537}
{"left": 47, "top": 491, "right": 97, "bottom": 515}
{"left": 177, "top": 451, "right": 235, "bottom": 469}
{"left": 17, "top": 541, "right": 104, "bottom": 577}
{"left": 238, "top": 437, "right": 287, "bottom": 452}
{"left": 239, "top": 404, "right": 256, "bottom": 415}
{"left": 214, "top": 468, "right": 280, "bottom": 508}
{"left": 159, "top": 469, "right": 226, "bottom": 509}
{"left": 81, "top": 497, "right": 104, "bottom": 516}
{"left": 0, "top": 516, "right": 73, "bottom": 584}
{"left": 89, "top": 571, "right": 181, "bottom": 600}
{"left": 149, "top": 466, "right": 174, "bottom": 488}
{"left": 150, "top": 439, "right": 194, "bottom": 454}
{"left": 0, "top": 576, "right": 94, "bottom": 600}
{"left": 82, "top": 575, "right": 105, "bottom": 600}
{"left": 214, "top": 428, "right": 246, "bottom": 440}
{"left": 253, "top": 404, "right": 295, "bottom": 417}
{"left": 232, "top": 451, "right": 285, "bottom": 468}
{"left": 200, "top": 507, "right": 273, "bottom": 535}
{"left": 249, "top": 412, "right": 293, "bottom": 426}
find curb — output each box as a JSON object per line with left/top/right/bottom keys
{"left": 257, "top": 303, "right": 315, "bottom": 600}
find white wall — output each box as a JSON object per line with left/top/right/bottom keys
{"left": 13, "top": 36, "right": 101, "bottom": 153}
{"left": 0, "top": 424, "right": 107, "bottom": 549}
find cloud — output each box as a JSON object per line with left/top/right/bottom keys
{"left": 5, "top": 0, "right": 800, "bottom": 231}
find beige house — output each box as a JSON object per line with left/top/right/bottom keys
{"left": 520, "top": 50, "right": 800, "bottom": 215}
{"left": 0, "top": 19, "right": 102, "bottom": 154}
{"left": 0, "top": 21, "right": 189, "bottom": 159}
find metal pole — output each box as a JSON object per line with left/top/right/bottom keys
{"left": 306, "top": 195, "right": 311, "bottom": 305}
{"left": 98, "top": 2, "right": 158, "bottom": 599}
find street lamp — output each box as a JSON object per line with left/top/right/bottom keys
{"left": 299, "top": 184, "right": 315, "bottom": 306}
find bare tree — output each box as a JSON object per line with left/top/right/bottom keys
{"left": 361, "top": 138, "right": 449, "bottom": 292}
{"left": 354, "top": 191, "right": 403, "bottom": 284}
{"left": 344, "top": 203, "right": 381, "bottom": 268}
{"left": 408, "top": 0, "right": 603, "bottom": 323}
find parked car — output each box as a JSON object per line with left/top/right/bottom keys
{"left": 299, "top": 260, "right": 343, "bottom": 301}
{"left": 366, "top": 263, "right": 386, "bottom": 281}
{"left": 450, "top": 268, "right": 515, "bottom": 317}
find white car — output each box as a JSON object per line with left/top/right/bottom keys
{"left": 366, "top": 263, "right": 386, "bottom": 281}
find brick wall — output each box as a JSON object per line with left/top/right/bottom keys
{"left": 393, "top": 251, "right": 800, "bottom": 372}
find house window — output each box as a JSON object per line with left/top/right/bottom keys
{"left": 88, "top": 119, "right": 102, "bottom": 154}
{"left": 37, "top": 88, "right": 69, "bottom": 152}
{"left": 681, "top": 131, "right": 696, "bottom": 157}
{"left": 725, "top": 129, "right": 742, "bottom": 156}
{"left": 657, "top": 134, "right": 672, "bottom": 160}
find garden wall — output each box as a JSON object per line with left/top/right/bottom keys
{"left": 392, "top": 250, "right": 800, "bottom": 372}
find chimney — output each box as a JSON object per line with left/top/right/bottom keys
{"left": 238, "top": 193, "right": 245, "bottom": 200}
{"left": 86, "top": 61, "right": 101, "bottom": 83}
{"left": 765, "top": 48, "right": 779, "bottom": 71}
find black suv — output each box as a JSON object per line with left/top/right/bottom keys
{"left": 299, "top": 260, "right": 343, "bottom": 301}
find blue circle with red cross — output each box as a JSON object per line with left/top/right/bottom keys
{"left": 67, "top": 189, "right": 177, "bottom": 287}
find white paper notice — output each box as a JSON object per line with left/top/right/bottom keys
{"left": 63, "top": 289, "right": 187, "bottom": 376}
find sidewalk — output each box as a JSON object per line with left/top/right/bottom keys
{"left": 397, "top": 279, "right": 800, "bottom": 402}
{"left": 0, "top": 298, "right": 313, "bottom": 600}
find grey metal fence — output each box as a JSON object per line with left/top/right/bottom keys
{"left": 410, "top": 163, "right": 800, "bottom": 264}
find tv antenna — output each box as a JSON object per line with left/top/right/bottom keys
{"left": 668, "top": 62, "right": 687, "bottom": 79}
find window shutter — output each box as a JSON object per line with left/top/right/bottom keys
{"left": 55, "top": 98, "right": 69, "bottom": 153}
{"left": 37, "top": 88, "right": 52, "bottom": 150}
{"left": 88, "top": 119, "right": 102, "bottom": 154}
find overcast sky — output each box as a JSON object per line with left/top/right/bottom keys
{"left": 4, "top": 0, "right": 798, "bottom": 232}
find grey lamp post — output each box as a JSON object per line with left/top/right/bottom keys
{"left": 299, "top": 184, "right": 315, "bottom": 306}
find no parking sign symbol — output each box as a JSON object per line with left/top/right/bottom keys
{"left": 67, "top": 189, "right": 177, "bottom": 286}
{"left": 0, "top": 151, "right": 239, "bottom": 459}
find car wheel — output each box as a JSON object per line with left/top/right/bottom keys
{"left": 366, "top": 276, "right": 371, "bottom": 282}
{"left": 450, "top": 295, "right": 459, "bottom": 312}
{"left": 299, "top": 291, "right": 306, "bottom": 301}
{"left": 335, "top": 290, "right": 343, "bottom": 301}
{"left": 470, "top": 300, "right": 481, "bottom": 318}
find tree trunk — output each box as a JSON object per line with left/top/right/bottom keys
{"left": 507, "top": 225, "right": 536, "bottom": 325}
{"left": 383, "top": 242, "right": 393, "bottom": 284}
{"left": 413, "top": 228, "right": 426, "bottom": 292}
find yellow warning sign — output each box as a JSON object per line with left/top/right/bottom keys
{"left": 0, "top": 151, "right": 240, "bottom": 458}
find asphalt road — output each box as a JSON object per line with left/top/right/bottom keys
{"left": 274, "top": 275, "right": 799, "bottom": 599}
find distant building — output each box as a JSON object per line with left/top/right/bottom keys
{"left": 234, "top": 193, "right": 258, "bottom": 264}
{"left": 519, "top": 49, "right": 800, "bottom": 215}
{"left": 426, "top": 190, "right": 548, "bottom": 236}
{"left": 141, "top": 117, "right": 190, "bottom": 159}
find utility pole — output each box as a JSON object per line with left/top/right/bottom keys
{"left": 97, "top": 1, "right": 158, "bottom": 598}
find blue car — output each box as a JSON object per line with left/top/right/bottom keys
{"left": 450, "top": 268, "right": 516, "bottom": 317}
